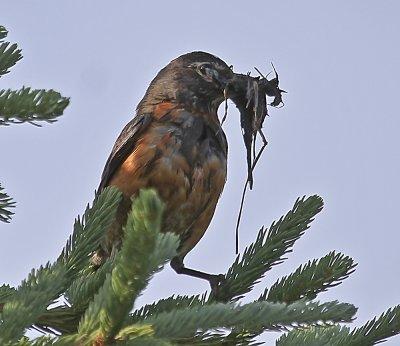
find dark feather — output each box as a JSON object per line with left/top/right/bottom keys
{"left": 97, "top": 114, "right": 152, "bottom": 192}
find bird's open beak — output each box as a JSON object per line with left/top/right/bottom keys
{"left": 223, "top": 68, "right": 286, "bottom": 189}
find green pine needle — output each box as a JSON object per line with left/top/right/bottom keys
{"left": 32, "top": 187, "right": 122, "bottom": 334}
{"left": 0, "top": 263, "right": 67, "bottom": 343}
{"left": 0, "top": 187, "right": 122, "bottom": 340}
{"left": 0, "top": 184, "right": 16, "bottom": 223}
{"left": 13, "top": 335, "right": 58, "bottom": 346}
{"left": 115, "top": 324, "right": 154, "bottom": 341}
{"left": 1, "top": 185, "right": 399, "bottom": 345}
{"left": 121, "top": 337, "right": 174, "bottom": 346}
{"left": 140, "top": 299, "right": 355, "bottom": 340}
{"left": 0, "top": 26, "right": 8, "bottom": 41}
{"left": 212, "top": 195, "right": 324, "bottom": 302}
{"left": 130, "top": 294, "right": 208, "bottom": 323}
{"left": 129, "top": 296, "right": 261, "bottom": 345}
{"left": 57, "top": 186, "right": 122, "bottom": 279}
{"left": 0, "top": 87, "right": 69, "bottom": 126}
{"left": 36, "top": 259, "right": 116, "bottom": 335}
{"left": 35, "top": 306, "right": 84, "bottom": 335}
{"left": 0, "top": 284, "right": 15, "bottom": 302}
{"left": 0, "top": 41, "right": 22, "bottom": 77}
{"left": 65, "top": 258, "right": 114, "bottom": 309}
{"left": 276, "top": 325, "right": 349, "bottom": 345}
{"left": 345, "top": 305, "right": 400, "bottom": 345}
{"left": 277, "top": 305, "right": 400, "bottom": 345}
{"left": 172, "top": 330, "right": 261, "bottom": 346}
{"left": 263, "top": 251, "right": 357, "bottom": 303}
{"left": 77, "top": 189, "right": 179, "bottom": 343}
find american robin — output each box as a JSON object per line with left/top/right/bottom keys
{"left": 93, "top": 51, "right": 251, "bottom": 289}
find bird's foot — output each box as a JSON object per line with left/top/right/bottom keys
{"left": 209, "top": 274, "right": 226, "bottom": 295}
{"left": 171, "top": 257, "right": 226, "bottom": 294}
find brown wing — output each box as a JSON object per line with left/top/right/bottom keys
{"left": 98, "top": 113, "right": 152, "bottom": 192}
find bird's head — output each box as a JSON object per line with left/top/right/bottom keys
{"left": 138, "top": 51, "right": 284, "bottom": 117}
{"left": 137, "top": 51, "right": 235, "bottom": 114}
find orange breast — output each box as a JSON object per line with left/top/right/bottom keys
{"left": 109, "top": 111, "right": 227, "bottom": 257}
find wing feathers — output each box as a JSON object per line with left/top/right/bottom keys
{"left": 98, "top": 114, "right": 152, "bottom": 192}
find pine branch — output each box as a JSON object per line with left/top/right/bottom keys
{"left": 122, "top": 338, "right": 175, "bottom": 346}
{"left": 344, "top": 305, "right": 400, "bottom": 345}
{"left": 211, "top": 195, "right": 324, "bottom": 302}
{"left": 35, "top": 306, "right": 83, "bottom": 335}
{"left": 0, "top": 26, "right": 22, "bottom": 76}
{"left": 130, "top": 294, "right": 208, "bottom": 323}
{"left": 33, "top": 187, "right": 122, "bottom": 334}
{"left": 35, "top": 259, "right": 116, "bottom": 335}
{"left": 129, "top": 296, "right": 260, "bottom": 345}
{"left": 13, "top": 335, "right": 58, "bottom": 346}
{"left": 115, "top": 324, "right": 155, "bottom": 341}
{"left": 263, "top": 251, "right": 357, "bottom": 304}
{"left": 0, "top": 188, "right": 122, "bottom": 341}
{"left": 77, "top": 189, "right": 180, "bottom": 344}
{"left": 65, "top": 258, "right": 114, "bottom": 308}
{"left": 277, "top": 305, "right": 400, "bottom": 345}
{"left": 0, "top": 284, "right": 15, "bottom": 301}
{"left": 171, "top": 330, "right": 261, "bottom": 345}
{"left": 0, "top": 26, "right": 8, "bottom": 41}
{"left": 0, "top": 88, "right": 69, "bottom": 126}
{"left": 56, "top": 186, "right": 122, "bottom": 279}
{"left": 56, "top": 329, "right": 174, "bottom": 346}
{"left": 0, "top": 285, "right": 16, "bottom": 315}
{"left": 276, "top": 325, "right": 349, "bottom": 345}
{"left": 0, "top": 41, "right": 22, "bottom": 77}
{"left": 0, "top": 263, "right": 67, "bottom": 343}
{"left": 139, "top": 300, "right": 355, "bottom": 340}
{"left": 0, "top": 184, "right": 16, "bottom": 223}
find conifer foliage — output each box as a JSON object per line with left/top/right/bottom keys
{"left": 2, "top": 24, "right": 400, "bottom": 346}
{"left": 1, "top": 189, "right": 400, "bottom": 345}
{"left": 0, "top": 25, "right": 70, "bottom": 223}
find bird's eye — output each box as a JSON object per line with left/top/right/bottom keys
{"left": 188, "top": 62, "right": 221, "bottom": 84}
{"left": 196, "top": 63, "right": 217, "bottom": 80}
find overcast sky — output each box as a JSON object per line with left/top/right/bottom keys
{"left": 1, "top": 1, "right": 400, "bottom": 344}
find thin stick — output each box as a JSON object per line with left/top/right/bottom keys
{"left": 221, "top": 89, "right": 229, "bottom": 125}
{"left": 252, "top": 134, "right": 257, "bottom": 163}
{"left": 235, "top": 180, "right": 249, "bottom": 255}
{"left": 254, "top": 66, "right": 272, "bottom": 80}
{"left": 235, "top": 138, "right": 268, "bottom": 254}
{"left": 254, "top": 66, "right": 266, "bottom": 79}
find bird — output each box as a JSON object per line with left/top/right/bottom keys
{"left": 93, "top": 51, "right": 245, "bottom": 289}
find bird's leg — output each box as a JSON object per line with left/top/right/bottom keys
{"left": 170, "top": 257, "right": 225, "bottom": 291}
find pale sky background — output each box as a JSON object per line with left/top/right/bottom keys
{"left": 1, "top": 1, "right": 400, "bottom": 344}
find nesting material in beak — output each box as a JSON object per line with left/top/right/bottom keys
{"left": 226, "top": 64, "right": 285, "bottom": 189}
{"left": 224, "top": 64, "right": 285, "bottom": 254}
